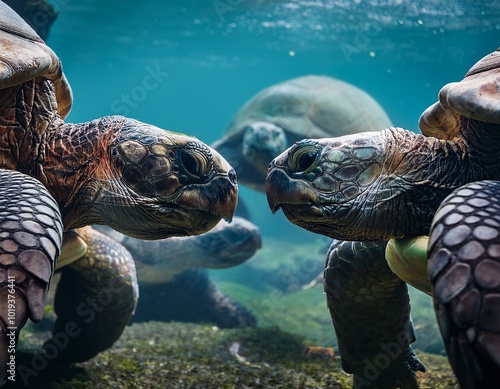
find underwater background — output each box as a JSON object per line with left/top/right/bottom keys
{"left": 47, "top": 0, "right": 499, "bottom": 238}
{"left": 44, "top": 0, "right": 499, "bottom": 355}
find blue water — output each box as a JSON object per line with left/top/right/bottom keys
{"left": 47, "top": 0, "right": 499, "bottom": 241}
{"left": 33, "top": 0, "right": 498, "bottom": 358}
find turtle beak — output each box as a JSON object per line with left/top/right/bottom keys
{"left": 177, "top": 168, "right": 238, "bottom": 223}
{"left": 211, "top": 169, "right": 239, "bottom": 222}
{"left": 266, "top": 167, "right": 318, "bottom": 213}
{"left": 266, "top": 168, "right": 283, "bottom": 214}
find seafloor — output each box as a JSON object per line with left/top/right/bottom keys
{"left": 9, "top": 321, "right": 457, "bottom": 388}
{"left": 6, "top": 234, "right": 458, "bottom": 389}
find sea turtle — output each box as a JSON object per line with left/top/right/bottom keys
{"left": 0, "top": 2, "right": 237, "bottom": 382}
{"left": 41, "top": 217, "right": 260, "bottom": 335}
{"left": 266, "top": 48, "right": 500, "bottom": 388}
{"left": 93, "top": 216, "right": 261, "bottom": 327}
{"left": 212, "top": 75, "right": 393, "bottom": 192}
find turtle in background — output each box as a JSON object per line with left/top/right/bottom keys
{"left": 266, "top": 48, "right": 500, "bottom": 388}
{"left": 93, "top": 216, "right": 261, "bottom": 327}
{"left": 41, "top": 218, "right": 260, "bottom": 363}
{"left": 0, "top": 2, "right": 237, "bottom": 381}
{"left": 212, "top": 75, "right": 393, "bottom": 192}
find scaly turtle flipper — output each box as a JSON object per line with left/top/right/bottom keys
{"left": 44, "top": 226, "right": 138, "bottom": 363}
{"left": 324, "top": 240, "right": 424, "bottom": 389}
{"left": 429, "top": 180, "right": 500, "bottom": 388}
{"left": 0, "top": 170, "right": 62, "bottom": 383}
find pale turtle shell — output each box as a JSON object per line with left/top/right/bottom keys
{"left": 218, "top": 75, "right": 393, "bottom": 147}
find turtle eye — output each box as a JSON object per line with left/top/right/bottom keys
{"left": 288, "top": 144, "right": 320, "bottom": 174}
{"left": 178, "top": 148, "right": 210, "bottom": 180}
{"left": 244, "top": 126, "right": 255, "bottom": 134}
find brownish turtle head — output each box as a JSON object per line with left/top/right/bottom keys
{"left": 48, "top": 117, "right": 238, "bottom": 240}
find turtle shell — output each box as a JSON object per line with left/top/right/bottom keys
{"left": 0, "top": 1, "right": 72, "bottom": 118}
{"left": 219, "top": 75, "right": 393, "bottom": 146}
{"left": 419, "top": 48, "right": 500, "bottom": 140}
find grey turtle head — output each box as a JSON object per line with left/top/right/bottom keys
{"left": 265, "top": 131, "right": 410, "bottom": 241}
{"left": 187, "top": 216, "right": 262, "bottom": 269}
{"left": 242, "top": 121, "right": 287, "bottom": 172}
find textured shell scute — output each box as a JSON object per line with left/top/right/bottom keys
{"left": 419, "top": 49, "right": 500, "bottom": 137}
{"left": 0, "top": 2, "right": 72, "bottom": 118}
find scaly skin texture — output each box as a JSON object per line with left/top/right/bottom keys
{"left": 0, "top": 78, "right": 61, "bottom": 175}
{"left": 0, "top": 170, "right": 62, "bottom": 385}
{"left": 429, "top": 180, "right": 500, "bottom": 389}
{"left": 325, "top": 240, "right": 424, "bottom": 389}
{"left": 266, "top": 124, "right": 499, "bottom": 241}
{"left": 44, "top": 226, "right": 138, "bottom": 364}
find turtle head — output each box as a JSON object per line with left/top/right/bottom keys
{"left": 266, "top": 128, "right": 451, "bottom": 240}
{"left": 242, "top": 121, "right": 287, "bottom": 172}
{"left": 63, "top": 118, "right": 238, "bottom": 240}
{"left": 266, "top": 132, "right": 398, "bottom": 240}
